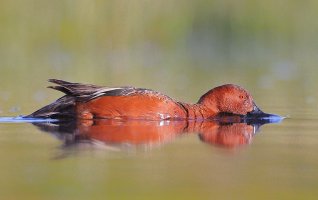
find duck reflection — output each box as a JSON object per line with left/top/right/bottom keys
{"left": 32, "top": 117, "right": 280, "bottom": 150}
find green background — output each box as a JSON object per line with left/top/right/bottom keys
{"left": 0, "top": 1, "right": 318, "bottom": 199}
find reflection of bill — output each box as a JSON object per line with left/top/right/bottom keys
{"left": 33, "top": 118, "right": 278, "bottom": 150}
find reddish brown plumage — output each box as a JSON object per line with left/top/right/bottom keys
{"left": 76, "top": 95, "right": 187, "bottom": 120}
{"left": 27, "top": 79, "right": 255, "bottom": 120}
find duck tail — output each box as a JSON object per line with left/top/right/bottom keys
{"left": 26, "top": 79, "right": 126, "bottom": 119}
{"left": 47, "top": 79, "right": 102, "bottom": 96}
{"left": 25, "top": 79, "right": 95, "bottom": 119}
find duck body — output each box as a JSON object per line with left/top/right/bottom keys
{"left": 76, "top": 90, "right": 188, "bottom": 120}
{"left": 27, "top": 79, "right": 264, "bottom": 120}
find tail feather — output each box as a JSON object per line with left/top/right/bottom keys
{"left": 26, "top": 79, "right": 99, "bottom": 119}
{"left": 48, "top": 79, "right": 102, "bottom": 96}
{"left": 26, "top": 95, "right": 76, "bottom": 119}
{"left": 47, "top": 86, "right": 71, "bottom": 95}
{"left": 26, "top": 79, "right": 134, "bottom": 119}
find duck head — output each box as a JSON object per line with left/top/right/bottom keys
{"left": 198, "top": 84, "right": 283, "bottom": 121}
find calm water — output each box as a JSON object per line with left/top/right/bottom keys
{"left": 0, "top": 103, "right": 318, "bottom": 200}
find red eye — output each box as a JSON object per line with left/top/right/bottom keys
{"left": 239, "top": 95, "right": 244, "bottom": 99}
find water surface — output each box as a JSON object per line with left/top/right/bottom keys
{"left": 1, "top": 112, "right": 318, "bottom": 200}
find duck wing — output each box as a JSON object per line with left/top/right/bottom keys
{"left": 26, "top": 79, "right": 138, "bottom": 118}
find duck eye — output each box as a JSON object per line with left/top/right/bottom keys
{"left": 239, "top": 95, "right": 244, "bottom": 99}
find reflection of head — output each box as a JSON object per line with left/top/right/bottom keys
{"left": 198, "top": 123, "right": 254, "bottom": 148}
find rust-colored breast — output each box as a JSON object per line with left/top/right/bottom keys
{"left": 75, "top": 93, "right": 187, "bottom": 120}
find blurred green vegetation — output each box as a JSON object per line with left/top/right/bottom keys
{"left": 1, "top": 2, "right": 318, "bottom": 200}
{"left": 0, "top": 0, "right": 317, "bottom": 115}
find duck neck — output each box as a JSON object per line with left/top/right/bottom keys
{"left": 179, "top": 102, "right": 217, "bottom": 120}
